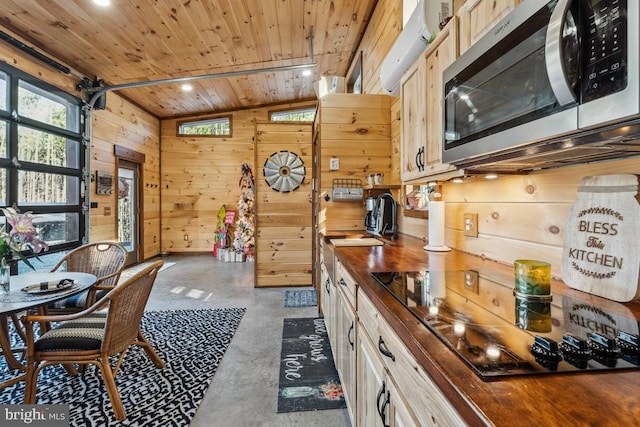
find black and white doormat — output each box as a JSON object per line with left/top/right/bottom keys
{"left": 0, "top": 308, "right": 245, "bottom": 426}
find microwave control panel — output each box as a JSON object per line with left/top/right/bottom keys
{"left": 582, "top": 0, "right": 627, "bottom": 102}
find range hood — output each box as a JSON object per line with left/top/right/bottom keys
{"left": 452, "top": 118, "right": 640, "bottom": 173}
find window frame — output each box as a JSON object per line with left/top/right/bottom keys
{"left": 0, "top": 62, "right": 86, "bottom": 270}
{"left": 176, "top": 114, "right": 233, "bottom": 137}
{"left": 268, "top": 105, "right": 317, "bottom": 122}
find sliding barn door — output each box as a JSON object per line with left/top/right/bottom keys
{"left": 254, "top": 122, "right": 313, "bottom": 288}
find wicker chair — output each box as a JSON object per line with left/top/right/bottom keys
{"left": 21, "top": 260, "right": 165, "bottom": 421}
{"left": 48, "top": 241, "right": 128, "bottom": 312}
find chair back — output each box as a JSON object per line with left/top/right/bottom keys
{"left": 51, "top": 241, "right": 127, "bottom": 286}
{"left": 100, "top": 260, "right": 164, "bottom": 355}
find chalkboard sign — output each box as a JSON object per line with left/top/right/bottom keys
{"left": 562, "top": 174, "right": 640, "bottom": 302}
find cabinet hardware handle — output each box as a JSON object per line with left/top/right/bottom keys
{"left": 325, "top": 278, "right": 330, "bottom": 295}
{"left": 376, "top": 380, "right": 386, "bottom": 418}
{"left": 415, "top": 149, "right": 421, "bottom": 171}
{"left": 348, "top": 321, "right": 354, "bottom": 349}
{"left": 418, "top": 145, "right": 425, "bottom": 171}
{"left": 339, "top": 278, "right": 347, "bottom": 287}
{"left": 377, "top": 380, "right": 390, "bottom": 427}
{"left": 378, "top": 336, "right": 395, "bottom": 361}
{"left": 380, "top": 388, "right": 390, "bottom": 427}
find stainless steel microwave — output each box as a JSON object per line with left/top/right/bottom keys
{"left": 442, "top": 0, "right": 640, "bottom": 171}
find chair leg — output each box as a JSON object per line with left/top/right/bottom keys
{"left": 62, "top": 363, "right": 78, "bottom": 376}
{"left": 23, "top": 361, "right": 39, "bottom": 404}
{"left": 97, "top": 360, "right": 127, "bottom": 421}
{"left": 136, "top": 330, "right": 165, "bottom": 368}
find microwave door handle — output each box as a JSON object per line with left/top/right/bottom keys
{"left": 544, "top": 0, "right": 577, "bottom": 106}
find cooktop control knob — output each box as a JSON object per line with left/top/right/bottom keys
{"left": 559, "top": 333, "right": 591, "bottom": 369}
{"left": 588, "top": 332, "right": 620, "bottom": 355}
{"left": 530, "top": 336, "right": 562, "bottom": 361}
{"left": 616, "top": 331, "right": 639, "bottom": 354}
{"left": 588, "top": 332, "right": 621, "bottom": 367}
{"left": 617, "top": 331, "right": 640, "bottom": 365}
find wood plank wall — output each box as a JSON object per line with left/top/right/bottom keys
{"left": 160, "top": 101, "right": 315, "bottom": 253}
{"left": 0, "top": 31, "right": 161, "bottom": 259}
{"left": 350, "top": 0, "right": 640, "bottom": 281}
{"left": 254, "top": 122, "right": 313, "bottom": 287}
{"left": 91, "top": 97, "right": 161, "bottom": 259}
{"left": 317, "top": 94, "right": 392, "bottom": 233}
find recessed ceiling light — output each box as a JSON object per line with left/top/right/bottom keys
{"left": 302, "top": 69, "right": 312, "bottom": 77}
{"left": 484, "top": 173, "right": 498, "bottom": 179}
{"left": 93, "top": 0, "right": 111, "bottom": 6}
{"left": 181, "top": 83, "right": 193, "bottom": 92}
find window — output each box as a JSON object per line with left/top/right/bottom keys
{"left": 177, "top": 115, "right": 231, "bottom": 136}
{"left": 270, "top": 107, "right": 316, "bottom": 122}
{"left": 0, "top": 63, "right": 85, "bottom": 272}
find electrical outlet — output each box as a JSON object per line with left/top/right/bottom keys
{"left": 329, "top": 157, "right": 340, "bottom": 171}
{"left": 463, "top": 213, "right": 478, "bottom": 237}
{"left": 183, "top": 234, "right": 189, "bottom": 241}
{"left": 464, "top": 270, "right": 479, "bottom": 294}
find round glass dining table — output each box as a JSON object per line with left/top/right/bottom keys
{"left": 0, "top": 271, "right": 97, "bottom": 387}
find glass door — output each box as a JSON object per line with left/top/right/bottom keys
{"left": 117, "top": 160, "right": 139, "bottom": 266}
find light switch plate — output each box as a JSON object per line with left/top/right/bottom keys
{"left": 463, "top": 213, "right": 478, "bottom": 237}
{"left": 329, "top": 157, "right": 340, "bottom": 171}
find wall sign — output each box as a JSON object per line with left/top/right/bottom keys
{"left": 562, "top": 174, "right": 640, "bottom": 302}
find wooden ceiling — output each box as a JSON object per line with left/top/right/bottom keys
{"left": 0, "top": 0, "right": 378, "bottom": 118}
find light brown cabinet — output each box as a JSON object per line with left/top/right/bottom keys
{"left": 424, "top": 16, "right": 459, "bottom": 177}
{"left": 457, "top": 0, "right": 522, "bottom": 54}
{"left": 400, "top": 17, "right": 460, "bottom": 182}
{"left": 356, "top": 322, "right": 420, "bottom": 427}
{"left": 400, "top": 60, "right": 426, "bottom": 182}
{"left": 358, "top": 290, "right": 466, "bottom": 426}
{"left": 334, "top": 258, "right": 358, "bottom": 424}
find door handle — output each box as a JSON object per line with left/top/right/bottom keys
{"left": 378, "top": 336, "right": 395, "bottom": 361}
{"left": 347, "top": 321, "right": 354, "bottom": 350}
{"left": 545, "top": 0, "right": 577, "bottom": 106}
{"left": 376, "top": 380, "right": 386, "bottom": 418}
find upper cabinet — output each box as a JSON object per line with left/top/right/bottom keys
{"left": 400, "top": 59, "right": 426, "bottom": 182}
{"left": 457, "top": 0, "right": 522, "bottom": 54}
{"left": 400, "top": 16, "right": 459, "bottom": 182}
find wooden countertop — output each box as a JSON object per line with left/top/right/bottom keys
{"left": 326, "top": 232, "right": 640, "bottom": 426}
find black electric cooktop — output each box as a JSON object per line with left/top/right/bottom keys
{"left": 370, "top": 270, "right": 640, "bottom": 380}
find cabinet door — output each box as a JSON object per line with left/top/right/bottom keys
{"left": 320, "top": 263, "right": 335, "bottom": 351}
{"left": 356, "top": 326, "right": 386, "bottom": 427}
{"left": 387, "top": 374, "right": 421, "bottom": 427}
{"left": 424, "top": 16, "right": 459, "bottom": 176}
{"left": 336, "top": 293, "right": 357, "bottom": 424}
{"left": 458, "top": 0, "right": 522, "bottom": 54}
{"left": 400, "top": 60, "right": 426, "bottom": 182}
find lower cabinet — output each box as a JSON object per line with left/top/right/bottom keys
{"left": 336, "top": 292, "right": 356, "bottom": 424}
{"left": 356, "top": 325, "right": 419, "bottom": 427}
{"left": 325, "top": 257, "right": 466, "bottom": 426}
{"left": 320, "top": 261, "right": 337, "bottom": 349}
{"left": 358, "top": 290, "right": 467, "bottom": 427}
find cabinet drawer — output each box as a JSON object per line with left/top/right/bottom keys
{"left": 335, "top": 259, "right": 356, "bottom": 308}
{"left": 359, "top": 291, "right": 466, "bottom": 427}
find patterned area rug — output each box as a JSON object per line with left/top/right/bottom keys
{"left": 277, "top": 317, "right": 345, "bottom": 413}
{"left": 0, "top": 308, "right": 245, "bottom": 426}
{"left": 283, "top": 289, "right": 318, "bottom": 307}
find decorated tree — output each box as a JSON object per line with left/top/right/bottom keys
{"left": 233, "top": 163, "right": 255, "bottom": 258}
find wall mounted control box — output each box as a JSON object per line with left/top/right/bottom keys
{"left": 96, "top": 171, "right": 114, "bottom": 195}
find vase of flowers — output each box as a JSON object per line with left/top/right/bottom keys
{"left": 0, "top": 207, "right": 48, "bottom": 294}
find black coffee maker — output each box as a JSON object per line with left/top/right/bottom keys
{"left": 365, "top": 192, "right": 397, "bottom": 239}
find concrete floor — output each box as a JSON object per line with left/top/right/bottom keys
{"left": 141, "top": 254, "right": 351, "bottom": 427}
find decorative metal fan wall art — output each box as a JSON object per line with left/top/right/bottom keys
{"left": 263, "top": 150, "right": 305, "bottom": 192}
